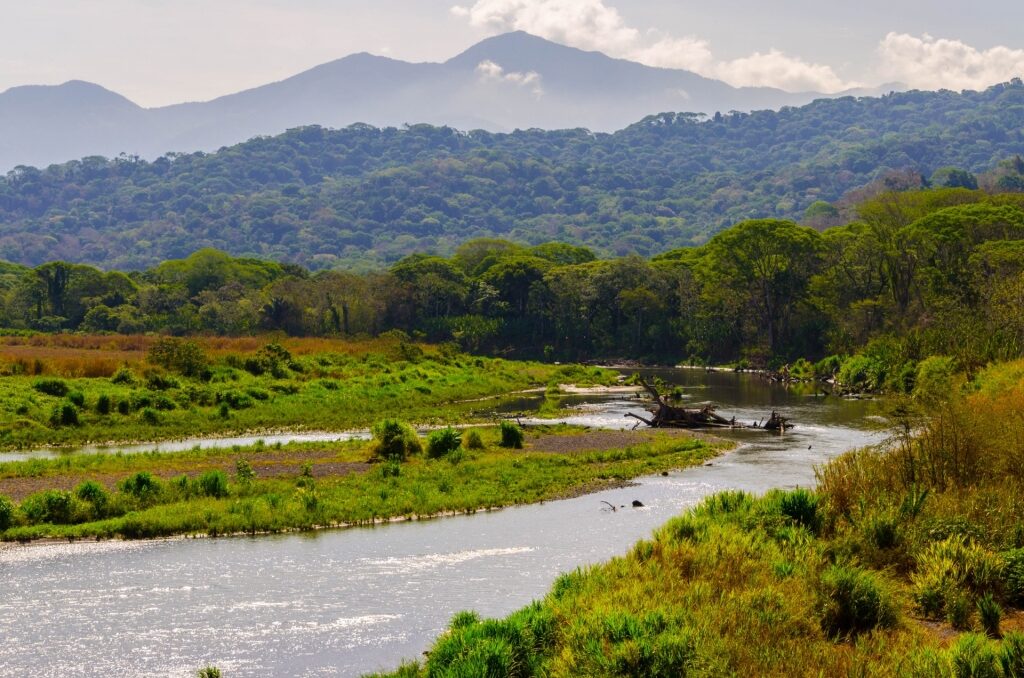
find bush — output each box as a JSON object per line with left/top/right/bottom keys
{"left": 0, "top": 494, "right": 14, "bottom": 530}
{"left": 75, "top": 480, "right": 109, "bottom": 517}
{"left": 119, "top": 472, "right": 162, "bottom": 504}
{"left": 1003, "top": 548, "right": 1024, "bottom": 604}
{"left": 146, "top": 373, "right": 180, "bottom": 391}
{"left": 140, "top": 407, "right": 160, "bottom": 425}
{"left": 371, "top": 419, "right": 422, "bottom": 461}
{"left": 817, "top": 564, "right": 897, "bottom": 638}
{"left": 814, "top": 354, "right": 844, "bottom": 379}
{"left": 96, "top": 394, "right": 112, "bottom": 415}
{"left": 197, "top": 470, "right": 229, "bottom": 498}
{"left": 110, "top": 366, "right": 137, "bottom": 385}
{"left": 148, "top": 337, "right": 209, "bottom": 377}
{"left": 912, "top": 537, "right": 1003, "bottom": 619}
{"left": 67, "top": 391, "right": 85, "bottom": 407}
{"left": 196, "top": 668, "right": 222, "bottom": 678}
{"left": 837, "top": 354, "right": 886, "bottom": 392}
{"left": 427, "top": 427, "right": 462, "bottom": 459}
{"left": 235, "top": 459, "right": 256, "bottom": 484}
{"left": 217, "top": 390, "right": 254, "bottom": 410}
{"left": 20, "top": 490, "right": 76, "bottom": 525}
{"left": 778, "top": 488, "right": 820, "bottom": 533}
{"left": 978, "top": 593, "right": 1002, "bottom": 638}
{"left": 117, "top": 399, "right": 132, "bottom": 415}
{"left": 950, "top": 633, "right": 1001, "bottom": 678}
{"left": 946, "top": 591, "right": 973, "bottom": 630}
{"left": 500, "top": 421, "right": 525, "bottom": 449}
{"left": 915, "top": 356, "right": 957, "bottom": 404}
{"left": 33, "top": 378, "right": 69, "bottom": 397}
{"left": 49, "top": 402, "right": 80, "bottom": 427}
{"left": 1000, "top": 632, "right": 1024, "bottom": 677}
{"left": 464, "top": 430, "right": 485, "bottom": 450}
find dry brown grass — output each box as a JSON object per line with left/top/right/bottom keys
{"left": 0, "top": 333, "right": 427, "bottom": 377}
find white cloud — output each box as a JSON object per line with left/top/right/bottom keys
{"left": 475, "top": 59, "right": 544, "bottom": 96}
{"left": 878, "top": 32, "right": 1024, "bottom": 90}
{"left": 452, "top": 0, "right": 638, "bottom": 54}
{"left": 715, "top": 50, "right": 853, "bottom": 92}
{"left": 450, "top": 0, "right": 856, "bottom": 93}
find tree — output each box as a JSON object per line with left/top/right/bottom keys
{"left": 698, "top": 219, "right": 822, "bottom": 354}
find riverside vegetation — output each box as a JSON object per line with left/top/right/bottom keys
{"left": 0, "top": 425, "right": 721, "bottom": 542}
{"left": 0, "top": 333, "right": 614, "bottom": 450}
{"left": 371, "top": 360, "right": 1024, "bottom": 677}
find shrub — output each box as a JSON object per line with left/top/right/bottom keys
{"left": 33, "top": 378, "right": 69, "bottom": 397}
{"left": 117, "top": 398, "right": 132, "bottom": 415}
{"left": 464, "top": 429, "right": 485, "bottom": 450}
{"left": 901, "top": 648, "right": 953, "bottom": 678}
{"left": 1003, "top": 548, "right": 1024, "bottom": 604}
{"left": 978, "top": 593, "right": 1002, "bottom": 638}
{"left": 235, "top": 459, "right": 256, "bottom": 484}
{"left": 1000, "top": 632, "right": 1024, "bottom": 677}
{"left": 148, "top": 337, "right": 209, "bottom": 377}
{"left": 20, "top": 490, "right": 76, "bottom": 525}
{"left": 0, "top": 494, "right": 14, "bottom": 530}
{"left": 778, "top": 488, "right": 820, "bottom": 533}
{"left": 119, "top": 472, "right": 162, "bottom": 503}
{"left": 140, "top": 407, "right": 160, "bottom": 425}
{"left": 817, "top": 564, "right": 897, "bottom": 638}
{"left": 196, "top": 668, "right": 222, "bottom": 678}
{"left": 49, "top": 402, "right": 80, "bottom": 427}
{"left": 915, "top": 355, "right": 957, "bottom": 404}
{"left": 950, "top": 633, "right": 1001, "bottom": 678}
{"left": 67, "top": 391, "right": 85, "bottom": 407}
{"left": 912, "top": 537, "right": 1003, "bottom": 619}
{"left": 946, "top": 591, "right": 973, "bottom": 630}
{"left": 499, "top": 421, "right": 524, "bottom": 449}
{"left": 75, "top": 480, "right": 109, "bottom": 516}
{"left": 96, "top": 394, "right": 112, "bottom": 415}
{"left": 427, "top": 427, "right": 462, "bottom": 459}
{"left": 146, "top": 373, "right": 180, "bottom": 391}
{"left": 110, "top": 366, "right": 137, "bottom": 385}
{"left": 371, "top": 419, "right": 422, "bottom": 461}
{"left": 197, "top": 470, "right": 229, "bottom": 498}
{"left": 814, "top": 354, "right": 844, "bottom": 379}
{"left": 837, "top": 354, "right": 886, "bottom": 392}
{"left": 217, "top": 390, "right": 254, "bottom": 410}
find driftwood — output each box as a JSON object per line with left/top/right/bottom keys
{"left": 628, "top": 378, "right": 792, "bottom": 432}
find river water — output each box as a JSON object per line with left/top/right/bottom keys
{"left": 0, "top": 370, "right": 887, "bottom": 677}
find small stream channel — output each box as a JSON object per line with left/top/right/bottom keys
{"left": 0, "top": 370, "right": 887, "bottom": 677}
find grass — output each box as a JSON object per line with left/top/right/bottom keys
{"left": 0, "top": 426, "right": 723, "bottom": 542}
{"left": 369, "top": 359, "right": 1024, "bottom": 677}
{"left": 0, "top": 335, "right": 617, "bottom": 450}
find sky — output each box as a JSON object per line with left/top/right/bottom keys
{"left": 1, "top": 0, "right": 1023, "bottom": 107}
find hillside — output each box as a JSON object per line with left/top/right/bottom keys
{"left": 1, "top": 82, "right": 1023, "bottom": 270}
{"left": 0, "top": 32, "right": 836, "bottom": 171}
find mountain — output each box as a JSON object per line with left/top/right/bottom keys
{"left": 0, "top": 32, "right": 856, "bottom": 171}
{"left": 0, "top": 81, "right": 1022, "bottom": 271}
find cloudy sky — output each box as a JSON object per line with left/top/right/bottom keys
{"left": 2, "top": 0, "right": 1023, "bottom": 106}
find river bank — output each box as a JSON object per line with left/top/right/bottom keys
{"left": 373, "top": 360, "right": 1024, "bottom": 678}
{"left": 0, "top": 425, "right": 725, "bottom": 543}
{"left": 0, "top": 368, "right": 884, "bottom": 677}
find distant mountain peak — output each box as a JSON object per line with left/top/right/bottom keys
{"left": 0, "top": 32, "right": 859, "bottom": 170}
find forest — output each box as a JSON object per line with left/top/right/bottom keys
{"left": 0, "top": 82, "right": 1023, "bottom": 270}
{"left": 2, "top": 186, "right": 1023, "bottom": 387}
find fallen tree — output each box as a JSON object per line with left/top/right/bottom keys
{"left": 626, "top": 378, "right": 792, "bottom": 431}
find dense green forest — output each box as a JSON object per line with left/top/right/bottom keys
{"left": 3, "top": 187, "right": 1023, "bottom": 380}
{"left": 1, "top": 83, "right": 1024, "bottom": 270}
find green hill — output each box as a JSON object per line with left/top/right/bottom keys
{"left": 1, "top": 81, "right": 1023, "bottom": 270}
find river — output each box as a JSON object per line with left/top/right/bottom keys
{"left": 0, "top": 370, "right": 887, "bottom": 677}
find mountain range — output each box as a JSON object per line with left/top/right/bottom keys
{"left": 0, "top": 31, "right": 891, "bottom": 171}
